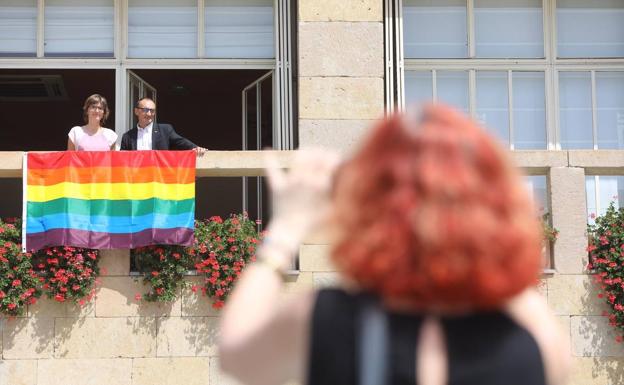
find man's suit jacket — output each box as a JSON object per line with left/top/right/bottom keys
{"left": 120, "top": 123, "right": 197, "bottom": 150}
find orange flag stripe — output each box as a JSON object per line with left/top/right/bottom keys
{"left": 28, "top": 166, "right": 195, "bottom": 186}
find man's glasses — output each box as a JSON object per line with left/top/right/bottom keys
{"left": 136, "top": 107, "right": 156, "bottom": 114}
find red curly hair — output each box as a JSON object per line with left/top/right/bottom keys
{"left": 331, "top": 104, "right": 542, "bottom": 309}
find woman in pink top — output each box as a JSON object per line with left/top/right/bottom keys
{"left": 67, "top": 94, "right": 118, "bottom": 151}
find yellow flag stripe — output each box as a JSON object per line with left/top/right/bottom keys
{"left": 27, "top": 182, "right": 195, "bottom": 202}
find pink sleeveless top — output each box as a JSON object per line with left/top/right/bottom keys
{"left": 68, "top": 126, "right": 118, "bottom": 151}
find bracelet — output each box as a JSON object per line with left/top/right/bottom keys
{"left": 255, "top": 255, "right": 288, "bottom": 281}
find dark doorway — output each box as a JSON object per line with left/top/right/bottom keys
{"left": 0, "top": 69, "right": 273, "bottom": 222}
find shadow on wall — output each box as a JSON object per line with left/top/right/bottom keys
{"left": 579, "top": 278, "right": 624, "bottom": 384}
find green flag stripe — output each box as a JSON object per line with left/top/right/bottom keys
{"left": 27, "top": 198, "right": 195, "bottom": 218}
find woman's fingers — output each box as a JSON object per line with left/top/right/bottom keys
{"left": 264, "top": 152, "right": 287, "bottom": 191}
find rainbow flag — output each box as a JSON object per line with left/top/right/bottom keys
{"left": 23, "top": 150, "right": 195, "bottom": 251}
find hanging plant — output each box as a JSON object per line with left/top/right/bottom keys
{"left": 541, "top": 212, "right": 559, "bottom": 244}
{"left": 0, "top": 218, "right": 42, "bottom": 316}
{"left": 587, "top": 202, "right": 624, "bottom": 342}
{"left": 194, "top": 214, "right": 261, "bottom": 309}
{"left": 132, "top": 244, "right": 196, "bottom": 302}
{"left": 34, "top": 246, "right": 100, "bottom": 306}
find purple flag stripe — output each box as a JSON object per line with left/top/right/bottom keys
{"left": 26, "top": 227, "right": 194, "bottom": 251}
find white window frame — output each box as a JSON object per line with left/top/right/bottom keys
{"left": 0, "top": 0, "right": 295, "bottom": 150}
{"left": 386, "top": 0, "right": 624, "bottom": 150}
{"left": 586, "top": 175, "right": 624, "bottom": 224}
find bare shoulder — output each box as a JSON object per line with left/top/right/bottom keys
{"left": 505, "top": 289, "right": 571, "bottom": 385}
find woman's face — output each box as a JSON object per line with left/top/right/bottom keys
{"left": 87, "top": 103, "right": 105, "bottom": 124}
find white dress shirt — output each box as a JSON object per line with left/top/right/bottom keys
{"left": 136, "top": 122, "right": 153, "bottom": 150}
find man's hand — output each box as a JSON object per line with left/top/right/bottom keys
{"left": 194, "top": 146, "right": 207, "bottom": 157}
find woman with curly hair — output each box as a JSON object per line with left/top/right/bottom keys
{"left": 219, "top": 104, "right": 569, "bottom": 385}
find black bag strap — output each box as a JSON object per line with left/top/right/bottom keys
{"left": 358, "top": 296, "right": 389, "bottom": 385}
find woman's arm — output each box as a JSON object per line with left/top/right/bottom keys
{"left": 505, "top": 289, "right": 571, "bottom": 385}
{"left": 67, "top": 139, "right": 76, "bottom": 151}
{"left": 219, "top": 149, "right": 341, "bottom": 385}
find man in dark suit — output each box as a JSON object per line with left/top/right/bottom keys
{"left": 120, "top": 97, "right": 206, "bottom": 156}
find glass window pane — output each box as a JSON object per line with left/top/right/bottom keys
{"left": 403, "top": 0, "right": 468, "bottom": 58}
{"left": 596, "top": 71, "right": 624, "bottom": 149}
{"left": 559, "top": 72, "right": 593, "bottom": 149}
{"left": 44, "top": 0, "right": 114, "bottom": 57}
{"left": 0, "top": 0, "right": 36, "bottom": 57}
{"left": 586, "top": 176, "right": 597, "bottom": 224}
{"left": 475, "top": 0, "right": 543, "bottom": 58}
{"left": 476, "top": 71, "right": 509, "bottom": 146}
{"left": 437, "top": 71, "right": 469, "bottom": 115}
{"left": 513, "top": 72, "right": 546, "bottom": 149}
{"left": 597, "top": 176, "right": 624, "bottom": 216}
{"left": 205, "top": 0, "right": 274, "bottom": 59}
{"left": 524, "top": 175, "right": 548, "bottom": 214}
{"left": 404, "top": 71, "right": 433, "bottom": 107}
{"left": 128, "top": 0, "right": 197, "bottom": 58}
{"left": 557, "top": 0, "right": 624, "bottom": 58}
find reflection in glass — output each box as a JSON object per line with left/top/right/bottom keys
{"left": 0, "top": 0, "right": 37, "bottom": 56}
{"left": 476, "top": 71, "right": 509, "bottom": 146}
{"left": 205, "top": 0, "right": 274, "bottom": 58}
{"left": 596, "top": 72, "right": 624, "bottom": 149}
{"left": 128, "top": 0, "right": 197, "bottom": 58}
{"left": 404, "top": 71, "right": 433, "bottom": 107}
{"left": 475, "top": 0, "right": 543, "bottom": 58}
{"left": 403, "top": 0, "right": 467, "bottom": 58}
{"left": 437, "top": 71, "right": 469, "bottom": 114}
{"left": 557, "top": 0, "right": 624, "bottom": 58}
{"left": 559, "top": 72, "right": 593, "bottom": 149}
{"left": 45, "top": 0, "right": 114, "bottom": 57}
{"left": 513, "top": 72, "right": 546, "bottom": 149}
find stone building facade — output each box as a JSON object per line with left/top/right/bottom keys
{"left": 1, "top": 1, "right": 624, "bottom": 384}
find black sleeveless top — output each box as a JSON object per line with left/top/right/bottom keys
{"left": 307, "top": 289, "right": 546, "bottom": 385}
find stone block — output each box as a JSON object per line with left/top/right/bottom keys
{"left": 571, "top": 316, "right": 624, "bottom": 357}
{"left": 1, "top": 318, "right": 54, "bottom": 359}
{"left": 36, "top": 359, "right": 132, "bottom": 385}
{"left": 549, "top": 167, "right": 588, "bottom": 274}
{"left": 98, "top": 249, "right": 130, "bottom": 276}
{"left": 65, "top": 299, "right": 95, "bottom": 318}
{"left": 568, "top": 150, "right": 624, "bottom": 170}
{"left": 156, "top": 317, "right": 219, "bottom": 357}
{"left": 181, "top": 276, "right": 220, "bottom": 317}
{"left": 313, "top": 272, "right": 341, "bottom": 288}
{"left": 54, "top": 317, "right": 156, "bottom": 358}
{"left": 95, "top": 277, "right": 181, "bottom": 317}
{"left": 299, "top": 245, "right": 335, "bottom": 272}
{"left": 132, "top": 358, "right": 211, "bottom": 385}
{"left": 299, "top": 77, "right": 384, "bottom": 120}
{"left": 511, "top": 151, "right": 568, "bottom": 170}
{"left": 547, "top": 274, "right": 609, "bottom": 316}
{"left": 283, "top": 272, "right": 314, "bottom": 295}
{"left": 27, "top": 296, "right": 66, "bottom": 318}
{"left": 298, "top": 119, "right": 373, "bottom": 153}
{"left": 299, "top": 22, "right": 383, "bottom": 77}
{"left": 0, "top": 360, "right": 37, "bottom": 385}
{"left": 568, "top": 356, "right": 624, "bottom": 385}
{"left": 299, "top": 0, "right": 382, "bottom": 21}
{"left": 209, "top": 357, "right": 244, "bottom": 385}
{"left": 556, "top": 315, "right": 571, "bottom": 342}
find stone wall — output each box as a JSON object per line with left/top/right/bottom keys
{"left": 1, "top": 0, "right": 623, "bottom": 384}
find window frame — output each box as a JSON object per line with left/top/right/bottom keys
{"left": 386, "top": 0, "right": 624, "bottom": 150}
{"left": 0, "top": 0, "right": 296, "bottom": 151}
